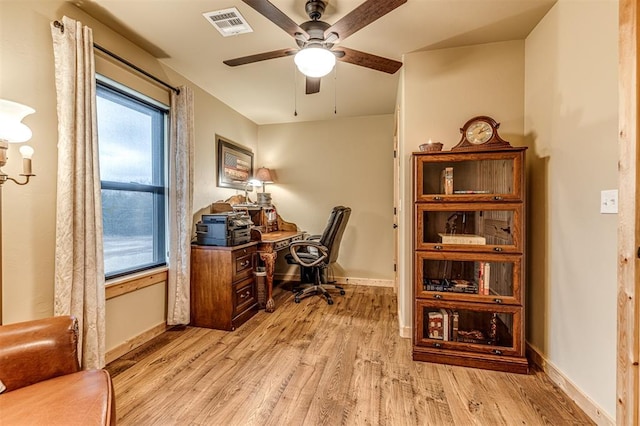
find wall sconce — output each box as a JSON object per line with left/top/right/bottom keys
{"left": 0, "top": 99, "right": 36, "bottom": 185}
{"left": 0, "top": 98, "right": 36, "bottom": 324}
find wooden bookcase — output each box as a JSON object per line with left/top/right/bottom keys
{"left": 412, "top": 147, "right": 529, "bottom": 374}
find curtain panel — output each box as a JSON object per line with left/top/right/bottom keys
{"left": 167, "top": 86, "right": 194, "bottom": 325}
{"left": 50, "top": 16, "right": 105, "bottom": 369}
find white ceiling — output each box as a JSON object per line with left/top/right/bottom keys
{"left": 78, "top": 0, "right": 556, "bottom": 125}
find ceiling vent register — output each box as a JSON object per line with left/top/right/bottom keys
{"left": 203, "top": 7, "right": 253, "bottom": 37}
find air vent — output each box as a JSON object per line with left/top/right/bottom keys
{"left": 203, "top": 7, "right": 253, "bottom": 37}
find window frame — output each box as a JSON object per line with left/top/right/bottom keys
{"left": 96, "top": 75, "right": 170, "bottom": 280}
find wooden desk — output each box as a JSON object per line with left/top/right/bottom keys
{"left": 253, "top": 230, "right": 305, "bottom": 312}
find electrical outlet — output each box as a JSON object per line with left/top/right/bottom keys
{"left": 600, "top": 189, "right": 618, "bottom": 214}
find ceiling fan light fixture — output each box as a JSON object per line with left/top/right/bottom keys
{"left": 294, "top": 46, "right": 336, "bottom": 78}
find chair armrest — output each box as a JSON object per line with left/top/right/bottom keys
{"left": 289, "top": 240, "right": 329, "bottom": 267}
{"left": 0, "top": 316, "right": 80, "bottom": 392}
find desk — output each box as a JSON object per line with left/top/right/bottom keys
{"left": 253, "top": 230, "right": 305, "bottom": 312}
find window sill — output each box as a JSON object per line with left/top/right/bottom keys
{"left": 105, "top": 266, "right": 169, "bottom": 300}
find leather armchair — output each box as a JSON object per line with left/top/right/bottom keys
{"left": 0, "top": 316, "right": 115, "bottom": 425}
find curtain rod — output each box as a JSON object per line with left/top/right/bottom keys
{"left": 53, "top": 20, "right": 180, "bottom": 95}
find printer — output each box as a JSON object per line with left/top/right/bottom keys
{"left": 195, "top": 211, "right": 252, "bottom": 246}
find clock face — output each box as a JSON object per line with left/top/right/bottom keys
{"left": 466, "top": 120, "right": 494, "bottom": 144}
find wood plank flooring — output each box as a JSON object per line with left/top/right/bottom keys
{"left": 107, "top": 284, "right": 594, "bottom": 425}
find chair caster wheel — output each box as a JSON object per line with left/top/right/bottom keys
{"left": 327, "top": 298, "right": 334, "bottom": 305}
{"left": 340, "top": 290, "right": 346, "bottom": 295}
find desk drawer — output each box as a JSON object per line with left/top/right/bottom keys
{"left": 233, "top": 277, "right": 256, "bottom": 316}
{"left": 274, "top": 234, "right": 303, "bottom": 251}
{"left": 232, "top": 245, "right": 255, "bottom": 283}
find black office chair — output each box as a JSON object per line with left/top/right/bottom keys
{"left": 285, "top": 206, "right": 351, "bottom": 305}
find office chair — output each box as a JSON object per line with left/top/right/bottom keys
{"left": 285, "top": 206, "right": 351, "bottom": 305}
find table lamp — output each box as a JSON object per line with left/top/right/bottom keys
{"left": 254, "top": 167, "right": 275, "bottom": 206}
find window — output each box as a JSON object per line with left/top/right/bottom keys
{"left": 96, "top": 79, "right": 168, "bottom": 279}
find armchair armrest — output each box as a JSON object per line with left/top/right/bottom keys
{"left": 0, "top": 316, "right": 80, "bottom": 392}
{"left": 289, "top": 240, "right": 329, "bottom": 267}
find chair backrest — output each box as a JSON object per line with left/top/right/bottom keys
{"left": 319, "top": 206, "right": 351, "bottom": 265}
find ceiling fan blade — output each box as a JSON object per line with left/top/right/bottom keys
{"left": 335, "top": 47, "right": 402, "bottom": 74}
{"left": 223, "top": 48, "right": 297, "bottom": 66}
{"left": 242, "top": 0, "right": 308, "bottom": 39}
{"left": 306, "top": 77, "right": 321, "bottom": 94}
{"left": 324, "top": 0, "right": 407, "bottom": 43}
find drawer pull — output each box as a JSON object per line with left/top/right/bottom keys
{"left": 493, "top": 247, "right": 503, "bottom": 252}
{"left": 493, "top": 298, "right": 503, "bottom": 304}
{"left": 240, "top": 260, "right": 250, "bottom": 268}
{"left": 433, "top": 342, "right": 442, "bottom": 348}
{"left": 491, "top": 349, "right": 503, "bottom": 355}
{"left": 493, "top": 196, "right": 503, "bottom": 201}
{"left": 434, "top": 294, "right": 442, "bottom": 300}
{"left": 434, "top": 245, "right": 443, "bottom": 250}
{"left": 433, "top": 196, "right": 443, "bottom": 201}
{"left": 239, "top": 290, "right": 250, "bottom": 299}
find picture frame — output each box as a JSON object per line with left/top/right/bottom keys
{"left": 216, "top": 135, "right": 254, "bottom": 190}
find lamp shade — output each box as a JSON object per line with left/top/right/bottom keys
{"left": 0, "top": 99, "right": 35, "bottom": 143}
{"left": 294, "top": 46, "right": 336, "bottom": 78}
{"left": 254, "top": 167, "right": 275, "bottom": 184}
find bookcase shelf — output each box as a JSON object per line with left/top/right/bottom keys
{"left": 412, "top": 147, "right": 528, "bottom": 374}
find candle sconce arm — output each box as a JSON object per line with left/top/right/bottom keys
{"left": 0, "top": 173, "right": 34, "bottom": 186}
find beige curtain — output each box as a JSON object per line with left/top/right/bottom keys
{"left": 50, "top": 16, "right": 105, "bottom": 369}
{"left": 167, "top": 86, "right": 194, "bottom": 325}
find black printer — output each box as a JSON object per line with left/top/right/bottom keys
{"left": 195, "top": 211, "right": 252, "bottom": 246}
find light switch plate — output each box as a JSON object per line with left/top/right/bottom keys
{"left": 600, "top": 189, "right": 618, "bottom": 214}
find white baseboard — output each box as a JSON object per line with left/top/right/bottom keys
{"left": 398, "top": 324, "right": 412, "bottom": 339}
{"left": 274, "top": 273, "right": 394, "bottom": 288}
{"left": 526, "top": 343, "right": 615, "bottom": 426}
{"left": 106, "top": 322, "right": 169, "bottom": 365}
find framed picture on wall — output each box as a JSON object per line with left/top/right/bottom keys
{"left": 216, "top": 135, "right": 254, "bottom": 190}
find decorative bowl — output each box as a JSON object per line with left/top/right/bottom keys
{"left": 419, "top": 142, "right": 443, "bottom": 152}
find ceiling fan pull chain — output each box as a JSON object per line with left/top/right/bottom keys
{"left": 334, "top": 65, "right": 337, "bottom": 115}
{"left": 294, "top": 63, "right": 298, "bottom": 116}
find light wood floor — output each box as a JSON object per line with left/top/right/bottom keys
{"left": 107, "top": 284, "right": 594, "bottom": 425}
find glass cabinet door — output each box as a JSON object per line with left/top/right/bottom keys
{"left": 415, "top": 300, "right": 523, "bottom": 357}
{"left": 414, "top": 149, "right": 525, "bottom": 202}
{"left": 415, "top": 203, "right": 523, "bottom": 253}
{"left": 415, "top": 251, "right": 522, "bottom": 305}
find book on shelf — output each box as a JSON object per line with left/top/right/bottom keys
{"left": 423, "top": 278, "right": 477, "bottom": 293}
{"left": 477, "top": 262, "right": 485, "bottom": 295}
{"left": 456, "top": 330, "right": 487, "bottom": 344}
{"left": 440, "top": 167, "right": 453, "bottom": 195}
{"left": 483, "top": 262, "right": 491, "bottom": 296}
{"left": 450, "top": 279, "right": 477, "bottom": 293}
{"left": 439, "top": 308, "right": 450, "bottom": 341}
{"left": 427, "top": 311, "right": 444, "bottom": 340}
{"left": 453, "top": 190, "right": 491, "bottom": 194}
{"left": 475, "top": 261, "right": 492, "bottom": 296}
{"left": 438, "top": 233, "right": 486, "bottom": 245}
{"left": 451, "top": 311, "right": 459, "bottom": 341}
{"left": 427, "top": 309, "right": 458, "bottom": 342}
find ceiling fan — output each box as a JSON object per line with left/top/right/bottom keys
{"left": 223, "top": 0, "right": 407, "bottom": 94}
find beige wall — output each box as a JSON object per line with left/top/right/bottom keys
{"left": 258, "top": 115, "right": 395, "bottom": 283}
{"left": 398, "top": 40, "right": 526, "bottom": 334}
{"left": 1, "top": 1, "right": 619, "bottom": 420}
{"left": 525, "top": 0, "right": 618, "bottom": 419}
{"left": 0, "top": 1, "right": 258, "bottom": 354}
